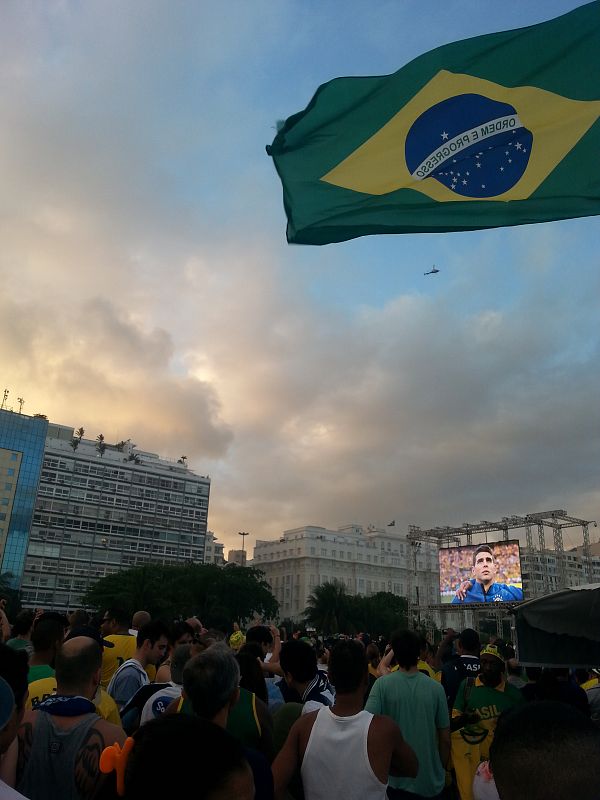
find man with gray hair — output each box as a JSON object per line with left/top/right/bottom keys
{"left": 178, "top": 643, "right": 274, "bottom": 799}
{"left": 183, "top": 643, "right": 241, "bottom": 723}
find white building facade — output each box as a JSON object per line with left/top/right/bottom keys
{"left": 20, "top": 423, "right": 210, "bottom": 612}
{"left": 253, "top": 523, "right": 439, "bottom": 621}
{"left": 521, "top": 548, "right": 600, "bottom": 596}
{"left": 204, "top": 531, "right": 225, "bottom": 566}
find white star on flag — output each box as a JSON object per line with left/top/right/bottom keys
{"left": 441, "top": 131, "right": 449, "bottom": 140}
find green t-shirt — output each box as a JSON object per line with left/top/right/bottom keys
{"left": 27, "top": 664, "right": 55, "bottom": 684}
{"left": 366, "top": 669, "right": 449, "bottom": 797}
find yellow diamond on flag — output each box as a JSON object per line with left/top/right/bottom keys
{"left": 321, "top": 71, "right": 600, "bottom": 202}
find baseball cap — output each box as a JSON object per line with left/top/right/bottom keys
{"left": 65, "top": 625, "right": 115, "bottom": 649}
{"left": 0, "top": 677, "right": 15, "bottom": 729}
{"left": 480, "top": 645, "right": 505, "bottom": 663}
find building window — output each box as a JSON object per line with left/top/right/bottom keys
{"left": 7, "top": 469, "right": 14, "bottom": 476}
{"left": 310, "top": 547, "right": 315, "bottom": 555}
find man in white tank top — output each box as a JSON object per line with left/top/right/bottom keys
{"left": 272, "top": 640, "right": 417, "bottom": 800}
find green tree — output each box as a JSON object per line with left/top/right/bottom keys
{"left": 358, "top": 592, "right": 409, "bottom": 637}
{"left": 304, "top": 580, "right": 356, "bottom": 635}
{"left": 0, "top": 572, "right": 22, "bottom": 620}
{"left": 83, "top": 563, "right": 278, "bottom": 624}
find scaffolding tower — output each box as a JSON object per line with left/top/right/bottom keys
{"left": 406, "top": 509, "right": 596, "bottom": 632}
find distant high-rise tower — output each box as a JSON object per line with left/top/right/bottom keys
{"left": 0, "top": 410, "right": 48, "bottom": 584}
{"left": 228, "top": 549, "right": 247, "bottom": 567}
{"left": 16, "top": 421, "right": 210, "bottom": 612}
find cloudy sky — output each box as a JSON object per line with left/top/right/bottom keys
{"left": 1, "top": 0, "right": 598, "bottom": 554}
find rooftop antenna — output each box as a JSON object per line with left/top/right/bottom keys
{"left": 1, "top": 389, "right": 8, "bottom": 410}
{"left": 17, "top": 397, "right": 24, "bottom": 414}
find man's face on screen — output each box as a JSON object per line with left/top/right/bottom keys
{"left": 472, "top": 551, "right": 497, "bottom": 587}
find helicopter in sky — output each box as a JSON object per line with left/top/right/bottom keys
{"left": 424, "top": 265, "right": 440, "bottom": 275}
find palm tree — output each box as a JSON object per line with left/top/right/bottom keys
{"left": 304, "top": 580, "right": 353, "bottom": 635}
{"left": 75, "top": 427, "right": 85, "bottom": 441}
{"left": 96, "top": 434, "right": 106, "bottom": 458}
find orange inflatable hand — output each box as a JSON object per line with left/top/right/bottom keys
{"left": 100, "top": 736, "right": 135, "bottom": 797}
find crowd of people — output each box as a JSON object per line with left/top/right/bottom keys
{"left": 0, "top": 602, "right": 599, "bottom": 800}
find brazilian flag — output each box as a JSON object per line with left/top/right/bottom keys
{"left": 267, "top": 2, "right": 600, "bottom": 245}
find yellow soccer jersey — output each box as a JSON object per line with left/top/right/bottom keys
{"left": 418, "top": 659, "right": 438, "bottom": 679}
{"left": 101, "top": 634, "right": 157, "bottom": 687}
{"left": 96, "top": 688, "right": 122, "bottom": 726}
{"left": 27, "top": 677, "right": 57, "bottom": 710}
{"left": 101, "top": 634, "right": 137, "bottom": 688}
{"left": 27, "top": 677, "right": 122, "bottom": 727}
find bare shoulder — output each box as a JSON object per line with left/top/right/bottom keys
{"left": 94, "top": 718, "right": 126, "bottom": 747}
{"left": 369, "top": 712, "right": 400, "bottom": 734}
{"left": 296, "top": 708, "right": 319, "bottom": 727}
{"left": 20, "top": 709, "right": 37, "bottom": 729}
{"left": 74, "top": 719, "right": 125, "bottom": 800}
{"left": 292, "top": 709, "right": 319, "bottom": 758}
{"left": 16, "top": 712, "right": 36, "bottom": 784}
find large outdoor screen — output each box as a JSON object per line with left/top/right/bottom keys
{"left": 439, "top": 540, "right": 523, "bottom": 604}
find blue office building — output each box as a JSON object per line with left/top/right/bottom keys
{"left": 0, "top": 410, "right": 48, "bottom": 585}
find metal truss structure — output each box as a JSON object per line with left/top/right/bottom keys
{"left": 406, "top": 509, "right": 596, "bottom": 631}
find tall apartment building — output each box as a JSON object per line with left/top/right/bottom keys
{"left": 521, "top": 548, "right": 600, "bottom": 596}
{"left": 228, "top": 549, "right": 247, "bottom": 567}
{"left": 8, "top": 420, "right": 210, "bottom": 612}
{"left": 204, "top": 531, "right": 225, "bottom": 566}
{"left": 253, "top": 523, "right": 439, "bottom": 620}
{"left": 0, "top": 410, "right": 48, "bottom": 581}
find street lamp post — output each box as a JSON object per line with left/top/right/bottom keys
{"left": 411, "top": 541, "right": 422, "bottom": 629}
{"left": 238, "top": 531, "right": 249, "bottom": 566}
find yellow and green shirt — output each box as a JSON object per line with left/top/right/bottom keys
{"left": 100, "top": 634, "right": 155, "bottom": 687}
{"left": 27, "top": 677, "right": 122, "bottom": 726}
{"left": 451, "top": 677, "right": 524, "bottom": 800}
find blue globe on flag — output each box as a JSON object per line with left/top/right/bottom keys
{"left": 405, "top": 94, "right": 533, "bottom": 198}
